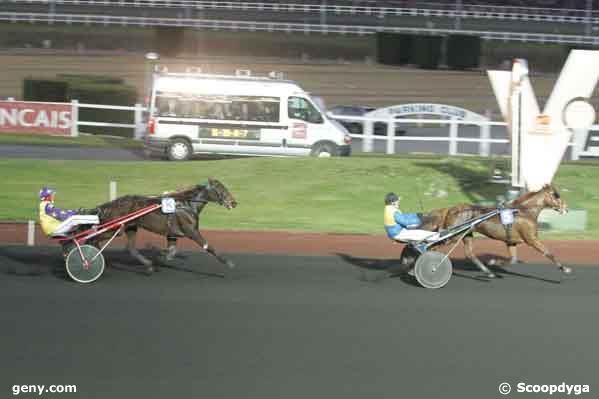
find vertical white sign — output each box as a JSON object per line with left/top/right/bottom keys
{"left": 488, "top": 50, "right": 599, "bottom": 191}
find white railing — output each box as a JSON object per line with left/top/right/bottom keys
{"left": 5, "top": 1, "right": 599, "bottom": 24}
{"left": 330, "top": 114, "right": 599, "bottom": 159}
{"left": 2, "top": 12, "right": 598, "bottom": 44}
{"left": 73, "top": 100, "right": 146, "bottom": 138}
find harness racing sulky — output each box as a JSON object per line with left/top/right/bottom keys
{"left": 395, "top": 184, "right": 571, "bottom": 289}
{"left": 48, "top": 179, "right": 237, "bottom": 283}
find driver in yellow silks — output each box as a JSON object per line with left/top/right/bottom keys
{"left": 38, "top": 187, "right": 98, "bottom": 236}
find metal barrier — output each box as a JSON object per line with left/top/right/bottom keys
{"left": 2, "top": 11, "right": 598, "bottom": 44}
{"left": 5, "top": 1, "right": 599, "bottom": 24}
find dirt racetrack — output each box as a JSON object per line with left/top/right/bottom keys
{"left": 1, "top": 222, "right": 597, "bottom": 266}
{"left": 2, "top": 246, "right": 599, "bottom": 399}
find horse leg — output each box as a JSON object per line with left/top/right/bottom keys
{"left": 507, "top": 244, "right": 520, "bottom": 264}
{"left": 185, "top": 229, "right": 235, "bottom": 269}
{"left": 164, "top": 236, "right": 178, "bottom": 261}
{"left": 125, "top": 227, "right": 154, "bottom": 274}
{"left": 523, "top": 236, "right": 572, "bottom": 275}
{"left": 463, "top": 235, "right": 496, "bottom": 278}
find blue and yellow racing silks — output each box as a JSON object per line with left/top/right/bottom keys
{"left": 383, "top": 205, "right": 421, "bottom": 239}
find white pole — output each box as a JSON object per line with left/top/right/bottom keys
{"left": 480, "top": 112, "right": 491, "bottom": 157}
{"left": 110, "top": 181, "right": 117, "bottom": 201}
{"left": 70, "top": 99, "right": 79, "bottom": 137}
{"left": 449, "top": 117, "right": 458, "bottom": 156}
{"left": 511, "top": 84, "right": 522, "bottom": 187}
{"left": 363, "top": 120, "right": 374, "bottom": 153}
{"left": 27, "top": 220, "right": 35, "bottom": 246}
{"left": 134, "top": 103, "right": 144, "bottom": 140}
{"left": 386, "top": 118, "right": 394, "bottom": 154}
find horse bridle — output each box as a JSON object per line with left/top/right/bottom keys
{"left": 188, "top": 182, "right": 226, "bottom": 208}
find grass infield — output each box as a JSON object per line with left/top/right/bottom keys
{"left": 1, "top": 156, "right": 598, "bottom": 239}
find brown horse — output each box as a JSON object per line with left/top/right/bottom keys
{"left": 89, "top": 178, "right": 237, "bottom": 274}
{"left": 420, "top": 184, "right": 571, "bottom": 278}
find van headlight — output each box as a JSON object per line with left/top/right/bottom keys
{"left": 344, "top": 134, "right": 352, "bottom": 144}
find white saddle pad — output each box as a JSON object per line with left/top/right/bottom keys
{"left": 396, "top": 229, "right": 440, "bottom": 243}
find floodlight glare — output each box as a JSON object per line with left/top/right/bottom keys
{"left": 145, "top": 52, "right": 160, "bottom": 61}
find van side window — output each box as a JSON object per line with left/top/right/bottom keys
{"left": 154, "top": 92, "right": 280, "bottom": 123}
{"left": 288, "top": 97, "right": 323, "bottom": 124}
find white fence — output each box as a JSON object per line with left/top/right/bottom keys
{"left": 70, "top": 103, "right": 599, "bottom": 159}
{"left": 9, "top": 98, "right": 598, "bottom": 159}
{"left": 329, "top": 114, "right": 599, "bottom": 160}
{"left": 71, "top": 100, "right": 146, "bottom": 138}
{"left": 5, "top": 1, "right": 599, "bottom": 24}
{"left": 2, "top": 12, "right": 598, "bottom": 45}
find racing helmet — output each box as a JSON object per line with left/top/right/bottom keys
{"left": 39, "top": 186, "right": 55, "bottom": 200}
{"left": 384, "top": 192, "right": 400, "bottom": 205}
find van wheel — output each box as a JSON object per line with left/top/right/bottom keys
{"left": 311, "top": 142, "right": 336, "bottom": 158}
{"left": 167, "top": 139, "right": 192, "bottom": 161}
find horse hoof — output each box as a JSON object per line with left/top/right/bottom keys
{"left": 560, "top": 266, "right": 573, "bottom": 275}
{"left": 226, "top": 260, "right": 235, "bottom": 269}
{"left": 144, "top": 266, "right": 154, "bottom": 275}
{"left": 487, "top": 273, "right": 497, "bottom": 279}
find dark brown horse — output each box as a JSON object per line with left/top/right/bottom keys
{"left": 90, "top": 178, "right": 237, "bottom": 274}
{"left": 419, "top": 184, "right": 571, "bottom": 278}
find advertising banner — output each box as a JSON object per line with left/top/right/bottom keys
{"left": 0, "top": 101, "right": 73, "bottom": 136}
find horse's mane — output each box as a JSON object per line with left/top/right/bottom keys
{"left": 511, "top": 184, "right": 554, "bottom": 206}
{"left": 511, "top": 190, "right": 538, "bottom": 205}
{"left": 96, "top": 194, "right": 155, "bottom": 210}
{"left": 95, "top": 185, "right": 205, "bottom": 211}
{"left": 167, "top": 185, "right": 201, "bottom": 201}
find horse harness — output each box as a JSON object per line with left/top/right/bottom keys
{"left": 164, "top": 186, "right": 213, "bottom": 240}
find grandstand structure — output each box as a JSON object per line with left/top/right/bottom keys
{"left": 1, "top": 0, "right": 599, "bottom": 45}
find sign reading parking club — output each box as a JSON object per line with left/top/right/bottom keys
{"left": 488, "top": 50, "right": 599, "bottom": 190}
{"left": 0, "top": 101, "right": 73, "bottom": 136}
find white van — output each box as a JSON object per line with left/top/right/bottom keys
{"left": 143, "top": 69, "right": 351, "bottom": 160}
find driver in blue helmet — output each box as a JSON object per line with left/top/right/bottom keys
{"left": 384, "top": 192, "right": 439, "bottom": 242}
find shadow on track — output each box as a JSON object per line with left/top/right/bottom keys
{"left": 143, "top": 245, "right": 227, "bottom": 279}
{"left": 335, "top": 252, "right": 562, "bottom": 286}
{"left": 0, "top": 245, "right": 227, "bottom": 281}
{"left": 0, "top": 246, "right": 64, "bottom": 278}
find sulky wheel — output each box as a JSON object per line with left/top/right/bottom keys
{"left": 65, "top": 244, "right": 105, "bottom": 284}
{"left": 414, "top": 250, "right": 452, "bottom": 289}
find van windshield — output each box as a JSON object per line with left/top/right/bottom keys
{"left": 153, "top": 92, "right": 280, "bottom": 123}
{"left": 288, "top": 96, "right": 324, "bottom": 124}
